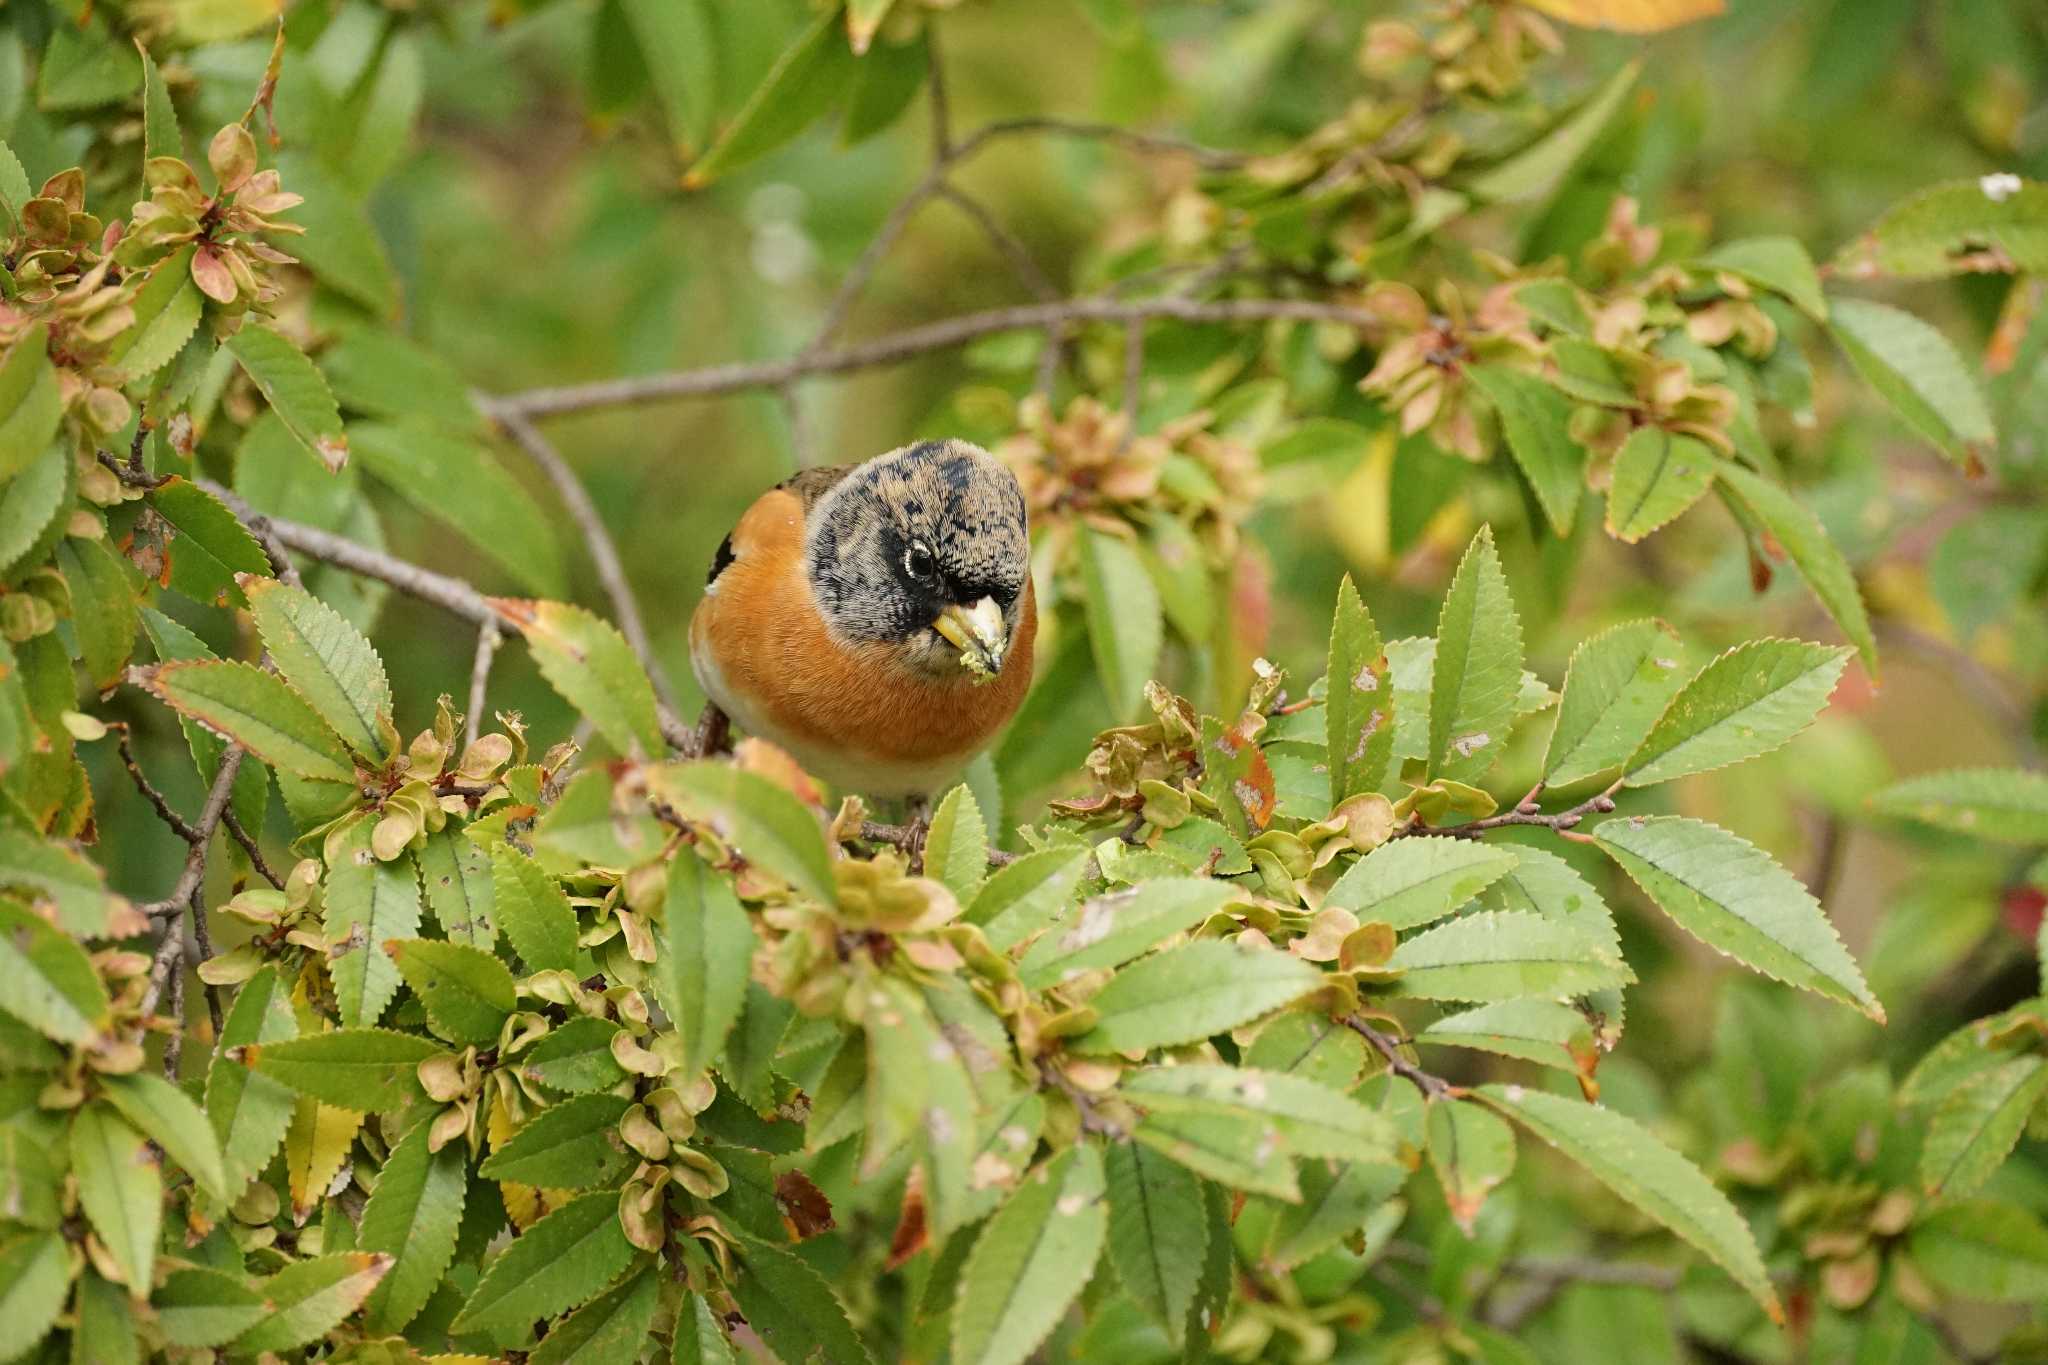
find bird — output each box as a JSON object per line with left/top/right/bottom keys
{"left": 688, "top": 438, "right": 1037, "bottom": 801}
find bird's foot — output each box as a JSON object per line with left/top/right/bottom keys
{"left": 690, "top": 702, "right": 732, "bottom": 759}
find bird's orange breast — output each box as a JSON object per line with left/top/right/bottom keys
{"left": 689, "top": 488, "right": 1037, "bottom": 786}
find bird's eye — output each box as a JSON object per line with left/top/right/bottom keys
{"left": 904, "top": 542, "right": 937, "bottom": 581}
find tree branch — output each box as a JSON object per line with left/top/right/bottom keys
{"left": 141, "top": 746, "right": 248, "bottom": 920}
{"left": 489, "top": 296, "right": 1378, "bottom": 418}
{"left": 1393, "top": 779, "right": 1622, "bottom": 844}
{"left": 466, "top": 619, "right": 502, "bottom": 745}
{"left": 860, "top": 819, "right": 1017, "bottom": 867}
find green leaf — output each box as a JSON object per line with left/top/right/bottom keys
{"left": 98, "top": 1070, "right": 227, "bottom": 1203}
{"left": 353, "top": 421, "right": 568, "bottom": 595}
{"left": 69, "top": 1104, "right": 159, "bottom": 1291}
{"left": 731, "top": 1235, "right": 876, "bottom": 1364}
{"left": 1623, "top": 639, "right": 1849, "bottom": 786}
{"left": 1605, "top": 428, "right": 1714, "bottom": 543}
{"left": 235, "top": 1252, "right": 390, "bottom": 1353}
{"left": 1122, "top": 1064, "right": 1399, "bottom": 1162}
{"left": 138, "top": 42, "right": 181, "bottom": 161}
{"left": 56, "top": 536, "right": 138, "bottom": 690}
{"left": 1244, "top": 1011, "right": 1372, "bottom": 1091}
{"left": 953, "top": 1146, "right": 1107, "bottom": 1365}
{"left": 147, "top": 660, "right": 356, "bottom": 783}
{"left": 140, "top": 608, "right": 272, "bottom": 840}
{"left": 1593, "top": 815, "right": 1882, "bottom": 1021}
{"left": 846, "top": 0, "right": 898, "bottom": 51}
{"left": 1429, "top": 527, "right": 1524, "bottom": 782}
{"left": 155, "top": 1266, "right": 267, "bottom": 1348}
{"left": 657, "top": 846, "right": 754, "bottom": 1082}
{"left": 37, "top": 19, "right": 140, "bottom": 110}
{"left": 843, "top": 30, "right": 929, "bottom": 145}
{"left": 924, "top": 784, "right": 988, "bottom": 902}
{"left": 1907, "top": 1201, "right": 2048, "bottom": 1303}
{"left": 357, "top": 1118, "right": 469, "bottom": 1334}
{"left": 249, "top": 1028, "right": 445, "bottom": 1112}
{"left": 244, "top": 576, "right": 392, "bottom": 759}
{"left": 1265, "top": 1158, "right": 1405, "bottom": 1272}
{"left": 1325, "top": 574, "right": 1393, "bottom": 803}
{"left": 1479, "top": 1084, "right": 1780, "bottom": 1321}
{"left": 1834, "top": 178, "right": 2048, "bottom": 279}
{"left": 1829, "top": 295, "right": 1995, "bottom": 471}
{"left": 685, "top": 7, "right": 861, "bottom": 186}
{"left": 490, "top": 843, "right": 581, "bottom": 975}
{"left": 479, "top": 1092, "right": 634, "bottom": 1189}
{"left": 0, "top": 1233, "right": 66, "bottom": 1363}
{"left": 0, "top": 1130, "right": 58, "bottom": 1231}
{"left": 521, "top": 1015, "right": 629, "bottom": 1094}
{"left": 532, "top": 1262, "right": 661, "bottom": 1365}
{"left": 1079, "top": 527, "right": 1164, "bottom": 718}
{"left": 1132, "top": 1109, "right": 1298, "bottom": 1201}
{"left": 1104, "top": 1140, "right": 1207, "bottom": 1346}
{"left": 1697, "top": 236, "right": 1828, "bottom": 319}
{"left": 672, "top": 1290, "right": 739, "bottom": 1364}
{"left": 1543, "top": 619, "right": 1688, "bottom": 787}
{"left": 420, "top": 826, "right": 496, "bottom": 948}
{"left": 389, "top": 938, "right": 516, "bottom": 1045}
{"left": 0, "top": 143, "right": 27, "bottom": 228}
{"left": 1714, "top": 460, "right": 1878, "bottom": 676}
{"left": 620, "top": 0, "right": 715, "bottom": 156}
{"left": 0, "top": 442, "right": 72, "bottom": 581}
{"left": 1386, "top": 910, "right": 1632, "bottom": 1003}
{"left": 270, "top": 151, "right": 400, "bottom": 318}
{"left": 206, "top": 964, "right": 297, "bottom": 1199}
{"left": 649, "top": 761, "right": 835, "bottom": 905}
{"left": 496, "top": 597, "right": 663, "bottom": 753}
{"left": 0, "top": 325, "right": 57, "bottom": 485}
{"left": 1868, "top": 768, "right": 2048, "bottom": 843}
{"left": 1463, "top": 59, "right": 1639, "bottom": 202}
{"left": 321, "top": 330, "right": 480, "bottom": 431}
{"left": 1019, "top": 878, "right": 1240, "bottom": 987}
{"left": 1428, "top": 1098, "right": 1517, "bottom": 1232}
{"left": 0, "top": 833, "right": 120, "bottom": 939}
{"left": 965, "top": 846, "right": 1091, "bottom": 952}
{"left": 0, "top": 897, "right": 110, "bottom": 1044}
{"left": 1071, "top": 940, "right": 1320, "bottom": 1055}
{"left": 1466, "top": 364, "right": 1583, "bottom": 534}
{"left": 104, "top": 246, "right": 201, "bottom": 381}
{"left": 150, "top": 477, "right": 273, "bottom": 608}
{"left": 223, "top": 325, "right": 349, "bottom": 472}
{"left": 324, "top": 822, "right": 421, "bottom": 1028}
{"left": 1325, "top": 839, "right": 1521, "bottom": 931}
{"left": 532, "top": 768, "right": 667, "bottom": 867}
{"left": 452, "top": 1189, "right": 635, "bottom": 1335}
{"left": 1919, "top": 1054, "right": 2048, "bottom": 1201}
{"left": 1421, "top": 999, "right": 1603, "bottom": 1077}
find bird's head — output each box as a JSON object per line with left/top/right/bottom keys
{"left": 804, "top": 439, "right": 1031, "bottom": 683}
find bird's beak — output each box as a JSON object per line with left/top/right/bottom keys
{"left": 933, "top": 597, "right": 1008, "bottom": 680}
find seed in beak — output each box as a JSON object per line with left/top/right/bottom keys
{"left": 933, "top": 597, "right": 1008, "bottom": 681}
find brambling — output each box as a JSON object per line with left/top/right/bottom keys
{"left": 688, "top": 439, "right": 1037, "bottom": 799}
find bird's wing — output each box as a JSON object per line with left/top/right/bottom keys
{"left": 705, "top": 464, "right": 854, "bottom": 587}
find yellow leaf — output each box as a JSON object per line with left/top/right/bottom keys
{"left": 1519, "top": 0, "right": 1723, "bottom": 33}
{"left": 285, "top": 1097, "right": 361, "bottom": 1224}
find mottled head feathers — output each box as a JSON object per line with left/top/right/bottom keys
{"left": 803, "top": 440, "right": 1030, "bottom": 674}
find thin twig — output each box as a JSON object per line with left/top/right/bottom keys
{"left": 490, "top": 295, "right": 1378, "bottom": 418}
{"left": 139, "top": 922, "right": 184, "bottom": 1016}
{"left": 934, "top": 184, "right": 1061, "bottom": 302}
{"left": 115, "top": 727, "right": 200, "bottom": 845}
{"left": 239, "top": 509, "right": 305, "bottom": 588}
{"left": 140, "top": 747, "right": 248, "bottom": 920}
{"left": 1342, "top": 1013, "right": 1455, "bottom": 1101}
{"left": 222, "top": 808, "right": 283, "bottom": 890}
{"left": 1392, "top": 779, "right": 1621, "bottom": 843}
{"left": 467, "top": 620, "right": 502, "bottom": 744}
{"left": 1119, "top": 318, "right": 1146, "bottom": 443}
{"left": 926, "top": 23, "right": 953, "bottom": 162}
{"left": 486, "top": 403, "right": 679, "bottom": 713}
{"left": 163, "top": 952, "right": 186, "bottom": 1078}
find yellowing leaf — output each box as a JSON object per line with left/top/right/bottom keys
{"left": 1520, "top": 0, "right": 1724, "bottom": 33}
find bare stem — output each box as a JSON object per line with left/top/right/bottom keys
{"left": 115, "top": 726, "right": 200, "bottom": 845}
{"left": 486, "top": 404, "right": 679, "bottom": 713}
{"left": 490, "top": 296, "right": 1376, "bottom": 419}
{"left": 1394, "top": 778, "right": 1623, "bottom": 843}
{"left": 1342, "top": 1013, "right": 1455, "bottom": 1101}
{"left": 860, "top": 819, "right": 1017, "bottom": 867}
{"left": 466, "top": 620, "right": 502, "bottom": 745}
{"left": 141, "top": 746, "right": 247, "bottom": 920}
